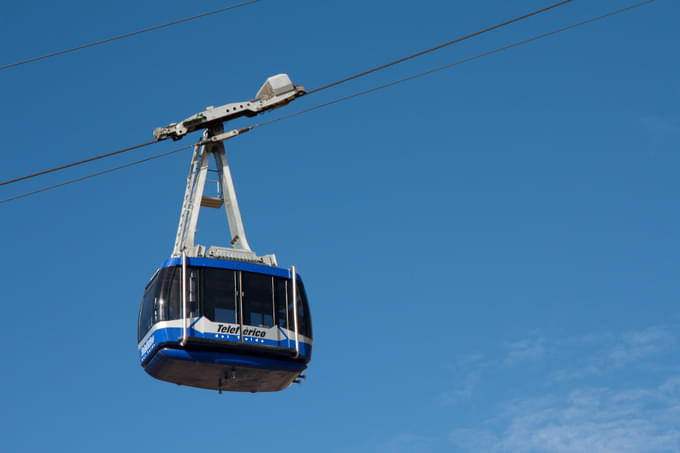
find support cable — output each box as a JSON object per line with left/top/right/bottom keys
{"left": 0, "top": 144, "right": 192, "bottom": 205}
{"left": 0, "top": 0, "right": 655, "bottom": 204}
{"left": 304, "top": 0, "right": 576, "bottom": 96}
{"left": 253, "top": 0, "right": 655, "bottom": 130}
{"left": 0, "top": 0, "right": 577, "bottom": 187}
{"left": 0, "top": 140, "right": 157, "bottom": 187}
{"left": 0, "top": 0, "right": 263, "bottom": 72}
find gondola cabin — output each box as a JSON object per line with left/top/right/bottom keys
{"left": 138, "top": 257, "right": 312, "bottom": 392}
{"left": 140, "top": 73, "right": 312, "bottom": 392}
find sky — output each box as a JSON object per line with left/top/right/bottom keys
{"left": 1, "top": 1, "right": 679, "bottom": 452}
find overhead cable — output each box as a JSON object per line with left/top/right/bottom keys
{"left": 0, "top": 0, "right": 655, "bottom": 204}
{"left": 0, "top": 0, "right": 576, "bottom": 188}
{"left": 256, "top": 0, "right": 656, "bottom": 129}
{"left": 304, "top": 0, "right": 576, "bottom": 95}
{"left": 0, "top": 0, "right": 263, "bottom": 72}
{"left": 0, "top": 140, "right": 158, "bottom": 187}
{"left": 0, "top": 145, "right": 192, "bottom": 205}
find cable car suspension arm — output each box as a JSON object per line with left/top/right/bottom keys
{"left": 153, "top": 74, "right": 304, "bottom": 142}
{"left": 170, "top": 74, "right": 301, "bottom": 265}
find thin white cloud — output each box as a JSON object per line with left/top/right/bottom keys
{"left": 550, "top": 365, "right": 599, "bottom": 382}
{"left": 551, "top": 326, "right": 676, "bottom": 381}
{"left": 608, "top": 326, "right": 675, "bottom": 367}
{"left": 562, "top": 331, "right": 614, "bottom": 346}
{"left": 443, "top": 325, "right": 680, "bottom": 452}
{"left": 439, "top": 370, "right": 480, "bottom": 405}
{"left": 333, "top": 432, "right": 435, "bottom": 453}
{"left": 452, "top": 377, "right": 680, "bottom": 453}
{"left": 504, "top": 337, "right": 544, "bottom": 365}
{"left": 376, "top": 433, "right": 435, "bottom": 453}
{"left": 438, "top": 352, "right": 490, "bottom": 405}
{"left": 457, "top": 352, "right": 485, "bottom": 367}
{"left": 450, "top": 427, "right": 499, "bottom": 451}
{"left": 449, "top": 324, "right": 680, "bottom": 453}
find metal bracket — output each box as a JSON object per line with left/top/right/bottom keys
{"left": 172, "top": 125, "right": 250, "bottom": 256}
{"left": 167, "top": 74, "right": 303, "bottom": 265}
{"left": 171, "top": 126, "right": 277, "bottom": 265}
{"left": 154, "top": 74, "right": 304, "bottom": 142}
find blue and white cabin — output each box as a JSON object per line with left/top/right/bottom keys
{"left": 137, "top": 257, "right": 312, "bottom": 393}
{"left": 141, "top": 73, "right": 313, "bottom": 392}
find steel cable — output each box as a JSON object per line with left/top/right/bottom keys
{"left": 0, "top": 144, "right": 192, "bottom": 204}
{"left": 254, "top": 0, "right": 655, "bottom": 130}
{"left": 0, "top": 140, "right": 158, "bottom": 187}
{"left": 0, "top": 0, "right": 575, "bottom": 189}
{"left": 0, "top": 0, "right": 655, "bottom": 204}
{"left": 0, "top": 0, "right": 264, "bottom": 72}
{"left": 304, "top": 0, "right": 575, "bottom": 95}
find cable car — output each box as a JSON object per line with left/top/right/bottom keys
{"left": 138, "top": 257, "right": 312, "bottom": 392}
{"left": 137, "top": 74, "right": 312, "bottom": 392}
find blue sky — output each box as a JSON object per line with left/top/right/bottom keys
{"left": 1, "top": 1, "right": 679, "bottom": 452}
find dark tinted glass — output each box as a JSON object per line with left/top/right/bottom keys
{"left": 274, "top": 277, "right": 288, "bottom": 329}
{"left": 242, "top": 272, "right": 274, "bottom": 328}
{"left": 300, "top": 283, "right": 312, "bottom": 338}
{"left": 138, "top": 275, "right": 159, "bottom": 342}
{"left": 187, "top": 268, "right": 199, "bottom": 317}
{"left": 157, "top": 267, "right": 181, "bottom": 321}
{"left": 288, "top": 281, "right": 312, "bottom": 338}
{"left": 203, "top": 268, "right": 237, "bottom": 323}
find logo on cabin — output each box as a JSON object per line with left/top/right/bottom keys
{"left": 217, "top": 324, "right": 266, "bottom": 338}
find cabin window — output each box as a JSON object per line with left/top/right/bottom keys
{"left": 158, "top": 267, "right": 181, "bottom": 321}
{"left": 138, "top": 275, "right": 158, "bottom": 342}
{"left": 242, "top": 273, "right": 274, "bottom": 328}
{"left": 287, "top": 280, "right": 312, "bottom": 338}
{"left": 140, "top": 265, "right": 312, "bottom": 343}
{"left": 202, "top": 268, "right": 238, "bottom": 323}
{"left": 297, "top": 283, "right": 310, "bottom": 338}
{"left": 274, "top": 277, "right": 289, "bottom": 329}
